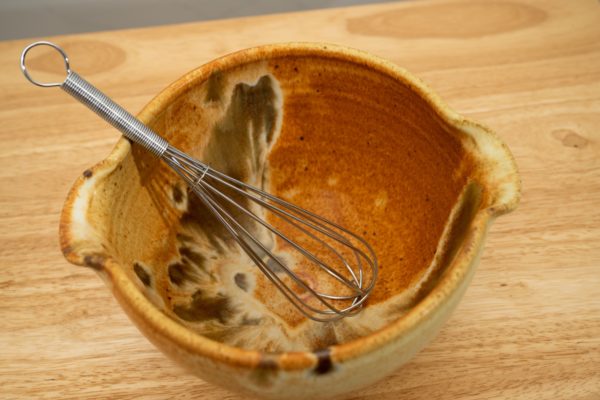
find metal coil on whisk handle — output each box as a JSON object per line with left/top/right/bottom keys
{"left": 20, "top": 41, "right": 168, "bottom": 157}
{"left": 20, "top": 41, "right": 378, "bottom": 322}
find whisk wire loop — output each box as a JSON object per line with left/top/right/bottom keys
{"left": 163, "top": 145, "right": 378, "bottom": 320}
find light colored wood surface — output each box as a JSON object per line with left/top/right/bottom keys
{"left": 1, "top": 0, "right": 599, "bottom": 398}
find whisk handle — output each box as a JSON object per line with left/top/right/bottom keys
{"left": 20, "top": 41, "right": 168, "bottom": 157}
{"left": 62, "top": 71, "right": 168, "bottom": 157}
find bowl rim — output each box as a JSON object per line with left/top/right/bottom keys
{"left": 59, "top": 42, "right": 520, "bottom": 372}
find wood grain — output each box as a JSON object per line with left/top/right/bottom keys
{"left": 1, "top": 0, "right": 599, "bottom": 398}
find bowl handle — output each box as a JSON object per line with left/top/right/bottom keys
{"left": 459, "top": 120, "right": 521, "bottom": 217}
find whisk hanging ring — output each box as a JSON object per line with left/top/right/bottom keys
{"left": 20, "top": 41, "right": 71, "bottom": 88}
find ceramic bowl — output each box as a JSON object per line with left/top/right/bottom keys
{"left": 59, "top": 43, "right": 520, "bottom": 399}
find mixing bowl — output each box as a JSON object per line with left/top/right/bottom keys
{"left": 59, "top": 43, "right": 520, "bottom": 399}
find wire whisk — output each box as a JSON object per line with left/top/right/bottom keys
{"left": 21, "top": 41, "right": 378, "bottom": 322}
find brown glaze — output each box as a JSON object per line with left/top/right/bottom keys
{"left": 205, "top": 70, "right": 225, "bottom": 103}
{"left": 173, "top": 289, "right": 233, "bottom": 323}
{"left": 83, "top": 254, "right": 105, "bottom": 271}
{"left": 133, "top": 262, "right": 152, "bottom": 286}
{"left": 171, "top": 185, "right": 184, "bottom": 204}
{"left": 168, "top": 261, "right": 196, "bottom": 286}
{"left": 314, "top": 348, "right": 333, "bottom": 375}
{"left": 267, "top": 56, "right": 474, "bottom": 306}
{"left": 234, "top": 273, "right": 249, "bottom": 291}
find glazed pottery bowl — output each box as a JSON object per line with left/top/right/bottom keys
{"left": 60, "top": 43, "right": 520, "bottom": 399}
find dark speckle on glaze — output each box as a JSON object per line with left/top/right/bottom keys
{"left": 82, "top": 169, "right": 93, "bottom": 178}
{"left": 173, "top": 289, "right": 233, "bottom": 323}
{"left": 234, "top": 273, "right": 248, "bottom": 291}
{"left": 83, "top": 254, "right": 105, "bottom": 270}
{"left": 168, "top": 261, "right": 195, "bottom": 286}
{"left": 133, "top": 262, "right": 152, "bottom": 286}
{"left": 314, "top": 348, "right": 333, "bottom": 375}
{"left": 172, "top": 185, "right": 184, "bottom": 204}
{"left": 258, "top": 356, "right": 278, "bottom": 370}
{"left": 180, "top": 210, "right": 228, "bottom": 254}
{"left": 62, "top": 245, "right": 73, "bottom": 257}
{"left": 205, "top": 70, "right": 224, "bottom": 103}
{"left": 179, "top": 246, "right": 207, "bottom": 272}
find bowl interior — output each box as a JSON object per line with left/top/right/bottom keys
{"left": 80, "top": 48, "right": 482, "bottom": 352}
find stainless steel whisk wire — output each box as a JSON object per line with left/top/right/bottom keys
{"left": 21, "top": 41, "right": 378, "bottom": 322}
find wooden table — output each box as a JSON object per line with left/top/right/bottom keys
{"left": 1, "top": 0, "right": 599, "bottom": 398}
